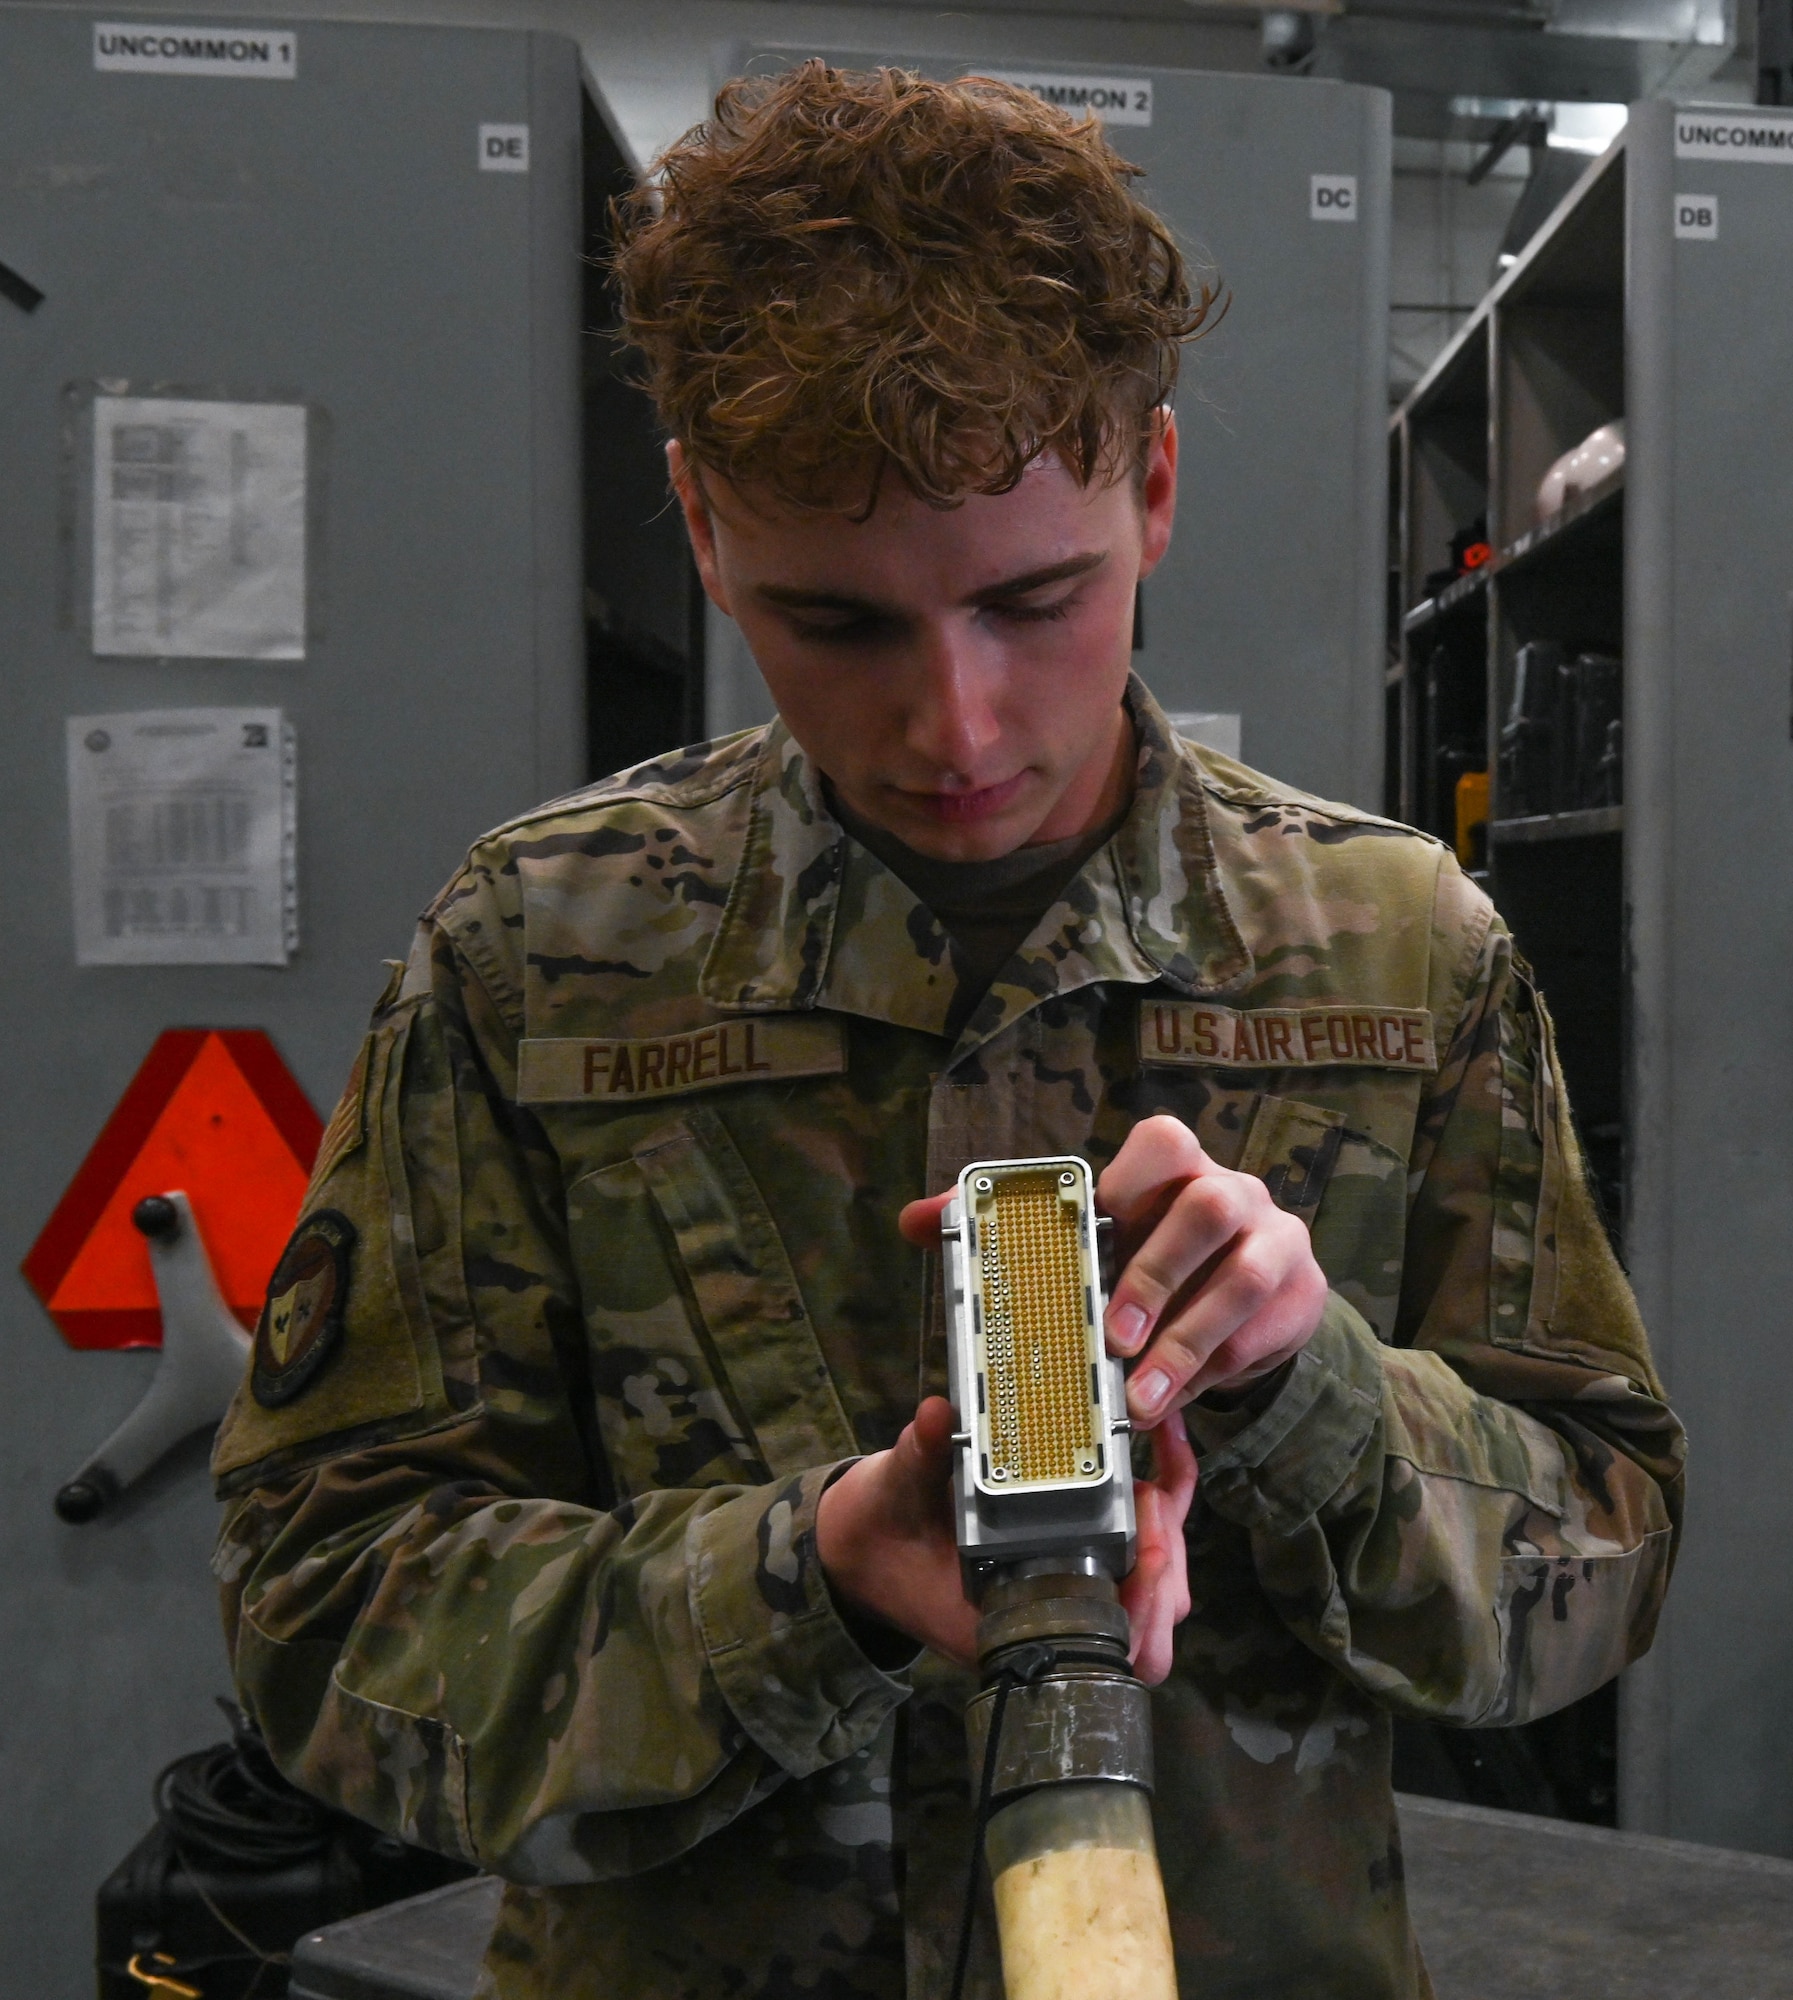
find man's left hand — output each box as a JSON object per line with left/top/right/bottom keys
{"left": 1097, "top": 1113, "right": 1330, "bottom": 1423}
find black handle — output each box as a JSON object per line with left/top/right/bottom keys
{"left": 132, "top": 1195, "right": 181, "bottom": 1242}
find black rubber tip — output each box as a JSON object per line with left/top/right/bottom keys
{"left": 55, "top": 1480, "right": 107, "bottom": 1524}
{"left": 132, "top": 1195, "right": 181, "bottom": 1242}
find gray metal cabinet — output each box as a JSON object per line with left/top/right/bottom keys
{"left": 1391, "top": 102, "right": 1793, "bottom": 1858}
{"left": 710, "top": 47, "right": 1392, "bottom": 813}
{"left": 1626, "top": 97, "right": 1793, "bottom": 1859}
{"left": 0, "top": 11, "right": 583, "bottom": 1992}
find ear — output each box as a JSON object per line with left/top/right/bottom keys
{"left": 668, "top": 441, "right": 731, "bottom": 614}
{"left": 1135, "top": 410, "right": 1179, "bottom": 581}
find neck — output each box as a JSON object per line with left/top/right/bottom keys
{"left": 1027, "top": 706, "right": 1136, "bottom": 848}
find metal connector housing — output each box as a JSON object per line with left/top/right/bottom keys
{"left": 944, "top": 1155, "right": 1135, "bottom": 1580}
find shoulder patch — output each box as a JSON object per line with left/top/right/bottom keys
{"left": 252, "top": 1210, "right": 357, "bottom": 1407}
{"left": 1142, "top": 999, "right": 1436, "bottom": 1072}
{"left": 308, "top": 1039, "right": 371, "bottom": 1188}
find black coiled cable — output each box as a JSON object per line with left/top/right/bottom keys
{"left": 154, "top": 1701, "right": 336, "bottom": 1871}
{"left": 107, "top": 1698, "right": 466, "bottom": 1998}
{"left": 131, "top": 1699, "right": 346, "bottom": 1993}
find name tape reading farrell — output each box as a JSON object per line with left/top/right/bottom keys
{"left": 519, "top": 1018, "right": 846, "bottom": 1104}
{"left": 1141, "top": 1001, "right": 1436, "bottom": 1072}
{"left": 1675, "top": 113, "right": 1793, "bottom": 162}
{"left": 980, "top": 71, "right": 1152, "bottom": 127}
{"left": 94, "top": 22, "right": 297, "bottom": 77}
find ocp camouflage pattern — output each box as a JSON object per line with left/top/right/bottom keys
{"left": 213, "top": 678, "right": 1684, "bottom": 2000}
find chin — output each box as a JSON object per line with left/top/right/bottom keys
{"left": 894, "top": 809, "right": 1040, "bottom": 863}
{"left": 916, "top": 830, "right": 1023, "bottom": 862}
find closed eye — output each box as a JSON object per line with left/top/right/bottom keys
{"left": 782, "top": 609, "right": 899, "bottom": 645}
{"left": 987, "top": 586, "right": 1085, "bottom": 626}
{"left": 992, "top": 596, "right": 1076, "bottom": 625}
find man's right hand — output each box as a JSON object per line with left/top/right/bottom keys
{"left": 816, "top": 1395, "right": 980, "bottom": 1666}
{"left": 815, "top": 1392, "right": 1198, "bottom": 1683}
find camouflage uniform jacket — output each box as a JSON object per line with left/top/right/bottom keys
{"left": 213, "top": 679, "right": 1684, "bottom": 2000}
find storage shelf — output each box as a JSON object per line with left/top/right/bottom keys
{"left": 1403, "top": 566, "right": 1490, "bottom": 634}
{"left": 1488, "top": 806, "right": 1622, "bottom": 844}
{"left": 1497, "top": 465, "right": 1625, "bottom": 576}
{"left": 1404, "top": 468, "right": 1626, "bottom": 639}
{"left": 1377, "top": 110, "right": 1793, "bottom": 1840}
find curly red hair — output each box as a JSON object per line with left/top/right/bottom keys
{"left": 610, "top": 62, "right": 1217, "bottom": 512}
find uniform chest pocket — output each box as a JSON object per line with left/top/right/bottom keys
{"left": 565, "top": 1105, "right": 858, "bottom": 1501}
{"left": 1237, "top": 1094, "right": 1347, "bottom": 1222}
{"left": 1240, "top": 1091, "right": 1412, "bottom": 1343}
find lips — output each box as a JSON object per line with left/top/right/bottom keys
{"left": 901, "top": 771, "right": 1031, "bottom": 823}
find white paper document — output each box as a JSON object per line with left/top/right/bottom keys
{"left": 67, "top": 708, "right": 297, "bottom": 966}
{"left": 92, "top": 396, "right": 307, "bottom": 659}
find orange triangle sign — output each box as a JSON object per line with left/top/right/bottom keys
{"left": 23, "top": 1030, "right": 323, "bottom": 1350}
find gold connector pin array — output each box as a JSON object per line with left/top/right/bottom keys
{"left": 971, "top": 1165, "right": 1103, "bottom": 1488}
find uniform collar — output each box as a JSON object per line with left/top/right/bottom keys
{"left": 699, "top": 676, "right": 1251, "bottom": 1047}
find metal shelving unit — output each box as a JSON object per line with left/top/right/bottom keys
{"left": 1388, "top": 101, "right": 1793, "bottom": 1863}
{"left": 1491, "top": 805, "right": 1624, "bottom": 844}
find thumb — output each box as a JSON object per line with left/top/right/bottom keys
{"left": 899, "top": 1192, "right": 954, "bottom": 1247}
{"left": 905, "top": 1394, "right": 957, "bottom": 1470}
{"left": 882, "top": 1396, "right": 956, "bottom": 1508}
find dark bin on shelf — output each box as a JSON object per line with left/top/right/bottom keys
{"left": 1555, "top": 652, "right": 1623, "bottom": 811}
{"left": 1498, "top": 639, "right": 1564, "bottom": 817}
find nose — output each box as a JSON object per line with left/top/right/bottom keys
{"left": 904, "top": 619, "right": 1003, "bottom": 778}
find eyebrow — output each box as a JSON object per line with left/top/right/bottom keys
{"left": 755, "top": 550, "right": 1107, "bottom": 616}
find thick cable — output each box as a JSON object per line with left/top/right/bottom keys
{"left": 948, "top": 1668, "right": 1019, "bottom": 2000}
{"left": 947, "top": 1641, "right": 1122, "bottom": 2000}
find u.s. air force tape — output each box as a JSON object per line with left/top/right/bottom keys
{"left": 1141, "top": 1000, "right": 1436, "bottom": 1072}
{"left": 517, "top": 1016, "right": 846, "bottom": 1104}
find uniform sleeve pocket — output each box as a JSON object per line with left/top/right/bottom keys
{"left": 1239, "top": 1093, "right": 1413, "bottom": 1345}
